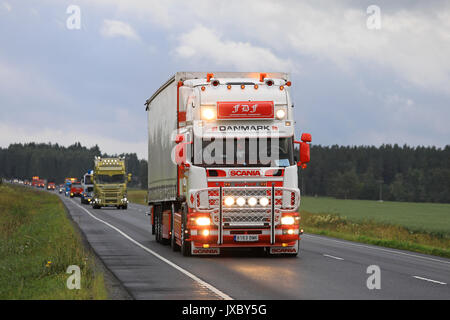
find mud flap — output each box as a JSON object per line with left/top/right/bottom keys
{"left": 269, "top": 240, "right": 299, "bottom": 255}
{"left": 191, "top": 245, "right": 220, "bottom": 255}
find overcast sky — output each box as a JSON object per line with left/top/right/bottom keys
{"left": 1, "top": 0, "right": 449, "bottom": 159}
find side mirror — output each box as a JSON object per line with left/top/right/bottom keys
{"left": 299, "top": 142, "right": 310, "bottom": 164}
{"left": 301, "top": 133, "right": 312, "bottom": 142}
{"left": 294, "top": 133, "right": 312, "bottom": 168}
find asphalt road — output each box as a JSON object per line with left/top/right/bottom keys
{"left": 59, "top": 194, "right": 450, "bottom": 300}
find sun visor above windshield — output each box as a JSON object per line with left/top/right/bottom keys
{"left": 193, "top": 120, "right": 295, "bottom": 138}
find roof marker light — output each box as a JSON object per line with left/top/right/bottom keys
{"left": 259, "top": 73, "right": 267, "bottom": 82}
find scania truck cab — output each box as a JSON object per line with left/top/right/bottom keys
{"left": 91, "top": 157, "right": 131, "bottom": 210}
{"left": 146, "top": 72, "right": 311, "bottom": 256}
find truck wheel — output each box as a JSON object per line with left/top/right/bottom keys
{"left": 180, "top": 206, "right": 191, "bottom": 256}
{"left": 155, "top": 206, "right": 162, "bottom": 243}
{"left": 171, "top": 230, "right": 180, "bottom": 251}
{"left": 122, "top": 205, "right": 127, "bottom": 210}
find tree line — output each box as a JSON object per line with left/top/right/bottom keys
{"left": 0, "top": 142, "right": 148, "bottom": 189}
{"left": 299, "top": 144, "right": 450, "bottom": 203}
{"left": 1, "top": 142, "right": 449, "bottom": 203}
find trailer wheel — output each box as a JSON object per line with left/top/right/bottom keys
{"left": 155, "top": 206, "right": 163, "bottom": 243}
{"left": 171, "top": 229, "right": 180, "bottom": 251}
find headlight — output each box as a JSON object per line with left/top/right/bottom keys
{"left": 201, "top": 107, "right": 216, "bottom": 120}
{"left": 281, "top": 216, "right": 295, "bottom": 225}
{"left": 259, "top": 197, "right": 269, "bottom": 206}
{"left": 224, "top": 196, "right": 235, "bottom": 206}
{"left": 275, "top": 108, "right": 286, "bottom": 120}
{"left": 248, "top": 197, "right": 257, "bottom": 206}
{"left": 196, "top": 217, "right": 211, "bottom": 226}
{"left": 236, "top": 197, "right": 246, "bottom": 206}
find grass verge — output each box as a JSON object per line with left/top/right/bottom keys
{"left": 0, "top": 184, "right": 108, "bottom": 299}
{"left": 300, "top": 210, "right": 450, "bottom": 258}
{"left": 127, "top": 189, "right": 147, "bottom": 206}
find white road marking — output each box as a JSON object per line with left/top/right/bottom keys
{"left": 413, "top": 276, "right": 447, "bottom": 285}
{"left": 68, "top": 199, "right": 233, "bottom": 300}
{"left": 323, "top": 254, "right": 344, "bottom": 260}
{"left": 303, "top": 234, "right": 450, "bottom": 265}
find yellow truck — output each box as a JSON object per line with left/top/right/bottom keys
{"left": 91, "top": 157, "right": 131, "bottom": 210}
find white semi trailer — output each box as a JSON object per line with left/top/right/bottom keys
{"left": 146, "top": 72, "right": 311, "bottom": 256}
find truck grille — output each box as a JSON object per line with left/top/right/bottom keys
{"left": 191, "top": 187, "right": 300, "bottom": 227}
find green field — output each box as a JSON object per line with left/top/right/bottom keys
{"left": 127, "top": 189, "right": 147, "bottom": 206}
{"left": 0, "top": 184, "right": 107, "bottom": 299}
{"left": 299, "top": 196, "right": 450, "bottom": 258}
{"left": 300, "top": 196, "right": 450, "bottom": 234}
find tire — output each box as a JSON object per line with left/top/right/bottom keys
{"left": 155, "top": 206, "right": 162, "bottom": 243}
{"left": 171, "top": 206, "right": 180, "bottom": 252}
{"left": 180, "top": 205, "right": 191, "bottom": 256}
{"left": 122, "top": 205, "right": 127, "bottom": 210}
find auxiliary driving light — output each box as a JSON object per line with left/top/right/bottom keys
{"left": 196, "top": 217, "right": 211, "bottom": 226}
{"left": 248, "top": 197, "right": 257, "bottom": 207}
{"left": 236, "top": 197, "right": 246, "bottom": 206}
{"left": 224, "top": 196, "right": 235, "bottom": 206}
{"left": 202, "top": 230, "right": 210, "bottom": 236}
{"left": 259, "top": 197, "right": 269, "bottom": 206}
{"left": 276, "top": 108, "right": 286, "bottom": 120}
{"left": 201, "top": 107, "right": 216, "bottom": 120}
{"left": 281, "top": 216, "right": 295, "bottom": 225}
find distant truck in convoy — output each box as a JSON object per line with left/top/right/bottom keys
{"left": 145, "top": 72, "right": 311, "bottom": 256}
{"left": 81, "top": 170, "right": 94, "bottom": 204}
{"left": 91, "top": 157, "right": 131, "bottom": 209}
{"left": 47, "top": 182, "right": 56, "bottom": 190}
{"left": 70, "top": 181, "right": 83, "bottom": 198}
{"left": 64, "top": 178, "right": 78, "bottom": 196}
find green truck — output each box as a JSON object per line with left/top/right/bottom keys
{"left": 91, "top": 157, "right": 131, "bottom": 210}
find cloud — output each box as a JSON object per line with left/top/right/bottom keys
{"left": 2, "top": 2, "right": 11, "bottom": 12}
{"left": 100, "top": 19, "right": 140, "bottom": 41}
{"left": 173, "top": 25, "right": 296, "bottom": 72}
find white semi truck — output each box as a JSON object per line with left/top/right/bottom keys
{"left": 146, "top": 72, "right": 311, "bottom": 256}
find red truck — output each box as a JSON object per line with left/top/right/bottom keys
{"left": 70, "top": 182, "right": 83, "bottom": 198}
{"left": 47, "top": 182, "right": 56, "bottom": 190}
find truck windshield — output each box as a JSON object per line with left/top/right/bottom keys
{"left": 72, "top": 183, "right": 81, "bottom": 188}
{"left": 96, "top": 174, "right": 125, "bottom": 184}
{"left": 193, "top": 137, "right": 294, "bottom": 167}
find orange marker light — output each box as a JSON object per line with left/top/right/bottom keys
{"left": 254, "top": 84, "right": 259, "bottom": 89}
{"left": 241, "top": 84, "right": 245, "bottom": 89}
{"left": 280, "top": 85, "right": 284, "bottom": 90}
{"left": 286, "top": 81, "right": 292, "bottom": 86}
{"left": 227, "top": 85, "right": 232, "bottom": 90}
{"left": 201, "top": 86, "right": 206, "bottom": 91}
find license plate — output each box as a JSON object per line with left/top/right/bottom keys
{"left": 234, "top": 235, "right": 259, "bottom": 242}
